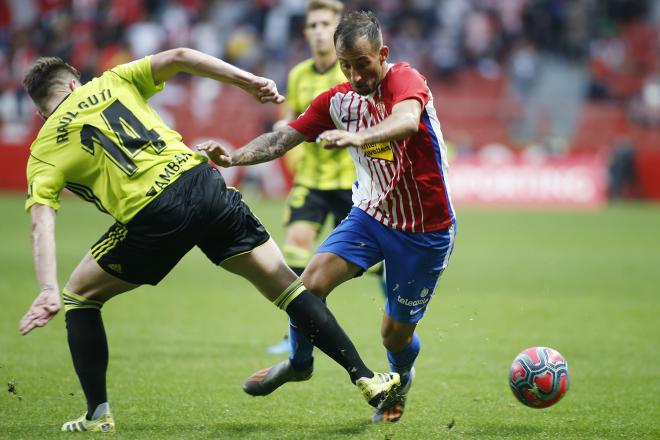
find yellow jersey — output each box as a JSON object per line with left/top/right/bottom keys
{"left": 287, "top": 59, "right": 354, "bottom": 190}
{"left": 25, "top": 56, "right": 207, "bottom": 224}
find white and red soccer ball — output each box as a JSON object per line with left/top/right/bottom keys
{"left": 509, "top": 346, "right": 569, "bottom": 408}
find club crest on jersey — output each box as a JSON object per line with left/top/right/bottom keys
{"left": 362, "top": 142, "right": 394, "bottom": 161}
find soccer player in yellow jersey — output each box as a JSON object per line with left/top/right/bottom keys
{"left": 18, "top": 48, "right": 400, "bottom": 433}
{"left": 280, "top": 0, "right": 352, "bottom": 277}
{"left": 266, "top": 0, "right": 384, "bottom": 356}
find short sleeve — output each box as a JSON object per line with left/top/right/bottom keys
{"left": 388, "top": 65, "right": 430, "bottom": 108}
{"left": 289, "top": 90, "right": 336, "bottom": 141}
{"left": 25, "top": 155, "right": 66, "bottom": 213}
{"left": 108, "top": 56, "right": 164, "bottom": 100}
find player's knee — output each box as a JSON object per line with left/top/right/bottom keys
{"left": 286, "top": 233, "right": 314, "bottom": 249}
{"left": 285, "top": 223, "right": 317, "bottom": 248}
{"left": 300, "top": 267, "right": 332, "bottom": 298}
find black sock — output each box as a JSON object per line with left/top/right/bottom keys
{"left": 65, "top": 309, "right": 108, "bottom": 419}
{"left": 285, "top": 291, "right": 373, "bottom": 383}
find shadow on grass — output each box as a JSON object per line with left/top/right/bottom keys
{"left": 215, "top": 419, "right": 370, "bottom": 438}
{"left": 126, "top": 418, "right": 370, "bottom": 439}
{"left": 465, "top": 423, "right": 551, "bottom": 437}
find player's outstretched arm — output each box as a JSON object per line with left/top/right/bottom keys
{"left": 272, "top": 106, "right": 296, "bottom": 131}
{"left": 319, "top": 99, "right": 422, "bottom": 149}
{"left": 19, "top": 203, "right": 61, "bottom": 335}
{"left": 197, "top": 125, "right": 306, "bottom": 167}
{"left": 150, "top": 48, "right": 284, "bottom": 104}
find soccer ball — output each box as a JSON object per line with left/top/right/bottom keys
{"left": 509, "top": 346, "right": 569, "bottom": 408}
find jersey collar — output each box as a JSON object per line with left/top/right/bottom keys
{"left": 46, "top": 93, "right": 72, "bottom": 119}
{"left": 312, "top": 59, "right": 338, "bottom": 74}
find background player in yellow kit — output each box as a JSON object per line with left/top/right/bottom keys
{"left": 18, "top": 48, "right": 400, "bottom": 433}
{"left": 266, "top": 0, "right": 385, "bottom": 355}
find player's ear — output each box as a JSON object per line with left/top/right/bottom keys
{"left": 68, "top": 79, "right": 78, "bottom": 91}
{"left": 379, "top": 46, "right": 389, "bottom": 63}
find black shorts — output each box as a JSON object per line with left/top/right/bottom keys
{"left": 285, "top": 185, "right": 353, "bottom": 229}
{"left": 92, "top": 163, "right": 270, "bottom": 285}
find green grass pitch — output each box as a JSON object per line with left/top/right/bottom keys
{"left": 1, "top": 193, "right": 659, "bottom": 439}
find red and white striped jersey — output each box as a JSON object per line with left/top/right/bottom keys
{"left": 289, "top": 62, "right": 455, "bottom": 232}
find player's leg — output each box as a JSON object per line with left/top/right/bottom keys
{"left": 60, "top": 251, "right": 139, "bottom": 433}
{"left": 283, "top": 206, "right": 386, "bottom": 377}
{"left": 372, "top": 315, "right": 420, "bottom": 423}
{"left": 381, "top": 316, "right": 419, "bottom": 373}
{"left": 330, "top": 189, "right": 387, "bottom": 298}
{"left": 61, "top": 166, "right": 208, "bottom": 432}
{"left": 282, "top": 222, "right": 316, "bottom": 275}
{"left": 238, "top": 248, "right": 363, "bottom": 396}
{"left": 281, "top": 249, "right": 358, "bottom": 367}
{"left": 244, "top": 207, "right": 387, "bottom": 397}
{"left": 220, "top": 240, "right": 361, "bottom": 366}
{"left": 283, "top": 186, "right": 324, "bottom": 277}
{"left": 372, "top": 221, "right": 457, "bottom": 423}
{"left": 268, "top": 186, "right": 325, "bottom": 355}
{"left": 219, "top": 239, "right": 399, "bottom": 406}
{"left": 194, "top": 178, "right": 400, "bottom": 405}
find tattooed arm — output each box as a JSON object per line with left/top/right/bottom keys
{"left": 196, "top": 126, "right": 306, "bottom": 167}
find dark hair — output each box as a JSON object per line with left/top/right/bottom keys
{"left": 334, "top": 10, "right": 382, "bottom": 51}
{"left": 22, "top": 57, "right": 80, "bottom": 107}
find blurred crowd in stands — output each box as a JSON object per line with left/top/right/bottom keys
{"left": 1, "top": 0, "right": 658, "bottom": 157}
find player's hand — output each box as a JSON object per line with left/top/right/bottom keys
{"left": 196, "top": 140, "right": 234, "bottom": 167}
{"left": 19, "top": 288, "right": 61, "bottom": 335}
{"left": 247, "top": 76, "right": 285, "bottom": 104}
{"left": 317, "top": 130, "right": 363, "bottom": 149}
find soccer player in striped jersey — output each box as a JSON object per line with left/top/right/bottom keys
{"left": 18, "top": 48, "right": 400, "bottom": 433}
{"left": 199, "top": 11, "right": 457, "bottom": 423}
{"left": 266, "top": 0, "right": 385, "bottom": 355}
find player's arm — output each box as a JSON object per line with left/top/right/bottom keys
{"left": 19, "top": 203, "right": 61, "bottom": 335}
{"left": 273, "top": 107, "right": 297, "bottom": 130}
{"left": 197, "top": 125, "right": 306, "bottom": 167}
{"left": 319, "top": 99, "right": 421, "bottom": 148}
{"left": 150, "top": 48, "right": 284, "bottom": 104}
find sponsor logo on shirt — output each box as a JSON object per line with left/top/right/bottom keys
{"left": 145, "top": 152, "right": 194, "bottom": 197}
{"left": 362, "top": 142, "right": 394, "bottom": 161}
